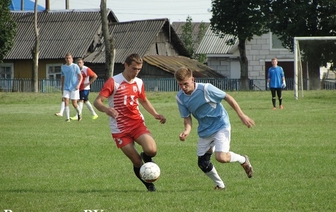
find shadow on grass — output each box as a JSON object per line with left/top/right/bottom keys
{"left": 1, "top": 187, "right": 211, "bottom": 193}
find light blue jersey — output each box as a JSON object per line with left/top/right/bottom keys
{"left": 61, "top": 63, "right": 81, "bottom": 91}
{"left": 268, "top": 66, "right": 284, "bottom": 88}
{"left": 176, "top": 83, "right": 230, "bottom": 138}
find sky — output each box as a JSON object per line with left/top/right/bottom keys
{"left": 35, "top": 0, "right": 212, "bottom": 23}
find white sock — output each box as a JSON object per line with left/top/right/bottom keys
{"left": 78, "top": 101, "right": 84, "bottom": 115}
{"left": 229, "top": 151, "right": 245, "bottom": 164}
{"left": 85, "top": 101, "right": 97, "bottom": 116}
{"left": 59, "top": 101, "right": 65, "bottom": 115}
{"left": 74, "top": 106, "right": 80, "bottom": 115}
{"left": 65, "top": 106, "right": 70, "bottom": 119}
{"left": 205, "top": 166, "right": 225, "bottom": 188}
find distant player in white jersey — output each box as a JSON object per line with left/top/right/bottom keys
{"left": 61, "top": 53, "right": 82, "bottom": 122}
{"left": 94, "top": 53, "right": 166, "bottom": 192}
{"left": 174, "top": 67, "right": 255, "bottom": 190}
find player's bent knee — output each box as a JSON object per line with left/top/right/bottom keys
{"left": 198, "top": 154, "right": 213, "bottom": 173}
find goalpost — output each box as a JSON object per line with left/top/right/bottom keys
{"left": 293, "top": 36, "right": 336, "bottom": 100}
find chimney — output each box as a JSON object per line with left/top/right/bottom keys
{"left": 66, "top": 0, "right": 69, "bottom": 9}
{"left": 21, "top": 0, "right": 24, "bottom": 11}
{"left": 45, "top": 0, "right": 50, "bottom": 10}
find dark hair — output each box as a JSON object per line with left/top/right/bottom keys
{"left": 65, "top": 53, "right": 73, "bottom": 58}
{"left": 124, "top": 53, "right": 143, "bottom": 65}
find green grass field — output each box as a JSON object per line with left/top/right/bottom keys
{"left": 0, "top": 90, "right": 335, "bottom": 212}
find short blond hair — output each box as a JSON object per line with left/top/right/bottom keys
{"left": 174, "top": 67, "right": 192, "bottom": 81}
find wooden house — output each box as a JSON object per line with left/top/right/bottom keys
{"left": 2, "top": 9, "right": 224, "bottom": 88}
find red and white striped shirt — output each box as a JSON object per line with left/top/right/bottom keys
{"left": 99, "top": 73, "right": 146, "bottom": 134}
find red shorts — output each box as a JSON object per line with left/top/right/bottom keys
{"left": 112, "top": 122, "right": 151, "bottom": 148}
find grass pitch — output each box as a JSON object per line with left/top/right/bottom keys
{"left": 0, "top": 91, "right": 335, "bottom": 211}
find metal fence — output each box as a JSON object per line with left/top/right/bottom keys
{"left": 0, "top": 78, "right": 335, "bottom": 92}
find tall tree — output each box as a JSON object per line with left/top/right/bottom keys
{"left": 194, "top": 22, "right": 207, "bottom": 64}
{"left": 31, "top": 0, "right": 40, "bottom": 92}
{"left": 100, "top": 0, "right": 115, "bottom": 81}
{"left": 268, "top": 0, "right": 336, "bottom": 90}
{"left": 0, "top": 0, "right": 17, "bottom": 63}
{"left": 181, "top": 16, "right": 194, "bottom": 57}
{"left": 210, "top": 0, "right": 269, "bottom": 90}
{"left": 180, "top": 16, "right": 207, "bottom": 63}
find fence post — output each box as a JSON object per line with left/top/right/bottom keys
{"left": 42, "top": 79, "right": 45, "bottom": 93}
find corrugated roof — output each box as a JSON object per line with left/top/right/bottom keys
{"left": 84, "top": 19, "right": 189, "bottom": 64}
{"left": 172, "top": 22, "right": 210, "bottom": 55}
{"left": 143, "top": 55, "right": 226, "bottom": 78}
{"left": 5, "top": 9, "right": 118, "bottom": 60}
{"left": 196, "top": 27, "right": 238, "bottom": 54}
{"left": 172, "top": 22, "right": 210, "bottom": 41}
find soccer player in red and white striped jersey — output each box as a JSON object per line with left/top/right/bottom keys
{"left": 94, "top": 53, "right": 166, "bottom": 192}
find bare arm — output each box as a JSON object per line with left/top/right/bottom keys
{"left": 76, "top": 73, "right": 83, "bottom": 90}
{"left": 86, "top": 73, "right": 97, "bottom": 88}
{"left": 94, "top": 94, "right": 119, "bottom": 118}
{"left": 61, "top": 76, "right": 64, "bottom": 93}
{"left": 138, "top": 97, "right": 166, "bottom": 124}
{"left": 224, "top": 94, "right": 255, "bottom": 128}
{"left": 179, "top": 116, "right": 192, "bottom": 141}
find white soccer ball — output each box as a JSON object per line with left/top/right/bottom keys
{"left": 140, "top": 162, "right": 160, "bottom": 183}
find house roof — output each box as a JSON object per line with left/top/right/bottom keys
{"left": 84, "top": 19, "right": 190, "bottom": 64}
{"left": 5, "top": 9, "right": 118, "bottom": 60}
{"left": 172, "top": 21, "right": 210, "bottom": 41}
{"left": 196, "top": 27, "right": 238, "bottom": 55}
{"left": 172, "top": 21, "right": 210, "bottom": 54}
{"left": 143, "top": 55, "right": 226, "bottom": 78}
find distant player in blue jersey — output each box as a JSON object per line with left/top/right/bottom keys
{"left": 174, "top": 67, "right": 255, "bottom": 190}
{"left": 61, "top": 53, "right": 83, "bottom": 122}
{"left": 267, "top": 57, "right": 286, "bottom": 110}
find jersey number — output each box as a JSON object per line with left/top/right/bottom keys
{"left": 124, "top": 95, "right": 135, "bottom": 105}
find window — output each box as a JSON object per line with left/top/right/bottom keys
{"left": 46, "top": 64, "right": 62, "bottom": 80}
{"left": 46, "top": 64, "right": 62, "bottom": 90}
{"left": 271, "top": 33, "right": 286, "bottom": 50}
{"left": 0, "top": 63, "right": 13, "bottom": 79}
{"left": 0, "top": 63, "right": 14, "bottom": 91}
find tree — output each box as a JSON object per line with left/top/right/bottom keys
{"left": 100, "top": 0, "right": 115, "bottom": 81}
{"left": 31, "top": 0, "right": 40, "bottom": 92}
{"left": 180, "top": 16, "right": 207, "bottom": 63}
{"left": 181, "top": 16, "right": 194, "bottom": 57}
{"left": 268, "top": 0, "right": 336, "bottom": 90}
{"left": 0, "top": 0, "right": 17, "bottom": 63}
{"left": 210, "top": 0, "right": 269, "bottom": 90}
{"left": 194, "top": 22, "right": 207, "bottom": 63}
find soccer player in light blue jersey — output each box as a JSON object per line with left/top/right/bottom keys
{"left": 267, "top": 57, "right": 286, "bottom": 110}
{"left": 61, "top": 53, "right": 83, "bottom": 122}
{"left": 174, "top": 67, "right": 255, "bottom": 190}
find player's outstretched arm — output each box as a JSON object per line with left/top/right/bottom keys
{"left": 224, "top": 94, "right": 255, "bottom": 128}
{"left": 139, "top": 97, "right": 166, "bottom": 124}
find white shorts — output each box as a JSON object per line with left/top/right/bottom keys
{"left": 63, "top": 90, "right": 80, "bottom": 100}
{"left": 197, "top": 127, "right": 231, "bottom": 156}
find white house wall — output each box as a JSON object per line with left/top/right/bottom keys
{"left": 245, "top": 33, "right": 294, "bottom": 80}
{"left": 205, "top": 33, "right": 294, "bottom": 80}
{"left": 206, "top": 57, "right": 231, "bottom": 77}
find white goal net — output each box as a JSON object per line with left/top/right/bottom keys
{"left": 294, "top": 36, "right": 336, "bottom": 99}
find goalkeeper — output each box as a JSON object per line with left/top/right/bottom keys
{"left": 267, "top": 57, "right": 286, "bottom": 110}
